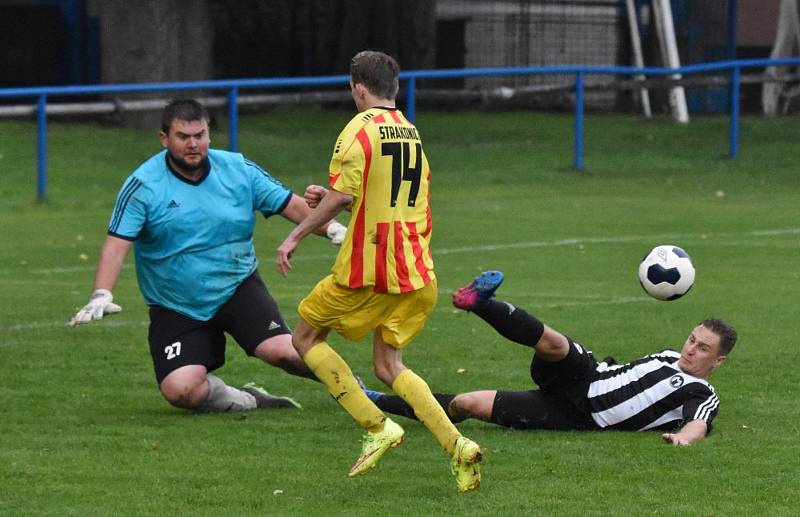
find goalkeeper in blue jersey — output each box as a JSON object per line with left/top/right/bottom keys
{"left": 69, "top": 99, "right": 347, "bottom": 413}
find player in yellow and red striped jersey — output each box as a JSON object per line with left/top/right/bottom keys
{"left": 327, "top": 102, "right": 433, "bottom": 294}
{"left": 277, "top": 50, "right": 482, "bottom": 492}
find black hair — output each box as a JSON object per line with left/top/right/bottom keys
{"left": 702, "top": 317, "right": 738, "bottom": 355}
{"left": 160, "top": 99, "right": 209, "bottom": 133}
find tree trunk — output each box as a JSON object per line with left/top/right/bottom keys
{"left": 94, "top": 0, "right": 213, "bottom": 127}
{"left": 334, "top": 0, "right": 436, "bottom": 73}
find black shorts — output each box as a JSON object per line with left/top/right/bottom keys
{"left": 490, "top": 338, "right": 600, "bottom": 431}
{"left": 147, "top": 271, "right": 290, "bottom": 384}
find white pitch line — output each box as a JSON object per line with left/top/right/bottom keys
{"left": 436, "top": 228, "right": 799, "bottom": 256}
{"left": 435, "top": 294, "right": 652, "bottom": 312}
{"left": 30, "top": 264, "right": 130, "bottom": 275}
{"left": 435, "top": 234, "right": 662, "bottom": 255}
{"left": 8, "top": 294, "right": 652, "bottom": 333}
{"left": 3, "top": 280, "right": 86, "bottom": 287}
{"left": 8, "top": 228, "right": 795, "bottom": 333}
{"left": 530, "top": 295, "right": 654, "bottom": 309}
{"left": 3, "top": 319, "right": 148, "bottom": 332}
{"left": 746, "top": 228, "right": 800, "bottom": 237}
{"left": 21, "top": 227, "right": 800, "bottom": 275}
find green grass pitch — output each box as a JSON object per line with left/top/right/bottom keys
{"left": 1, "top": 108, "right": 798, "bottom": 515}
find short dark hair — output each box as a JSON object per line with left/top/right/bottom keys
{"left": 702, "top": 317, "right": 737, "bottom": 355}
{"left": 161, "top": 99, "right": 209, "bottom": 133}
{"left": 349, "top": 50, "right": 400, "bottom": 100}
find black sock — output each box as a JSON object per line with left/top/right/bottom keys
{"left": 472, "top": 299, "right": 545, "bottom": 347}
{"left": 373, "top": 393, "right": 464, "bottom": 423}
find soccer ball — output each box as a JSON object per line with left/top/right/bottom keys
{"left": 638, "top": 245, "right": 695, "bottom": 301}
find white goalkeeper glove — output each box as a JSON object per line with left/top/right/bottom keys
{"left": 69, "top": 289, "right": 122, "bottom": 326}
{"left": 326, "top": 221, "right": 347, "bottom": 246}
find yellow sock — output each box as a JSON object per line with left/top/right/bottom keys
{"left": 304, "top": 342, "right": 385, "bottom": 431}
{"left": 392, "top": 369, "right": 460, "bottom": 455}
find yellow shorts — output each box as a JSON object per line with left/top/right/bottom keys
{"left": 298, "top": 275, "right": 438, "bottom": 349}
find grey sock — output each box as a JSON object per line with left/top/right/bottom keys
{"left": 195, "top": 375, "right": 257, "bottom": 413}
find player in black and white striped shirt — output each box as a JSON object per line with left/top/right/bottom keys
{"left": 368, "top": 271, "right": 737, "bottom": 446}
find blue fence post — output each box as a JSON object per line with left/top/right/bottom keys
{"left": 729, "top": 66, "right": 740, "bottom": 159}
{"left": 406, "top": 76, "right": 417, "bottom": 122}
{"left": 4, "top": 58, "right": 800, "bottom": 200}
{"left": 37, "top": 94, "right": 48, "bottom": 201}
{"left": 228, "top": 87, "right": 239, "bottom": 152}
{"left": 574, "top": 70, "right": 585, "bottom": 171}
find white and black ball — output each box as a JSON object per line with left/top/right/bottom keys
{"left": 638, "top": 245, "right": 695, "bottom": 301}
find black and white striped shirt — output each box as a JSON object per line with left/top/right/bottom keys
{"left": 586, "top": 350, "right": 719, "bottom": 432}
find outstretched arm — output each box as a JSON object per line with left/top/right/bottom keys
{"left": 279, "top": 193, "right": 345, "bottom": 240}
{"left": 304, "top": 184, "right": 352, "bottom": 212}
{"left": 276, "top": 189, "right": 353, "bottom": 276}
{"left": 94, "top": 234, "right": 131, "bottom": 291}
{"left": 662, "top": 419, "right": 708, "bottom": 446}
{"left": 69, "top": 235, "right": 131, "bottom": 326}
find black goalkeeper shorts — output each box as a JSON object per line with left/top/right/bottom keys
{"left": 147, "top": 271, "right": 291, "bottom": 384}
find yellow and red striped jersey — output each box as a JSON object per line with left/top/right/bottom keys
{"left": 328, "top": 107, "right": 434, "bottom": 293}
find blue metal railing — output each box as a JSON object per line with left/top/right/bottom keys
{"left": 2, "top": 57, "right": 799, "bottom": 200}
